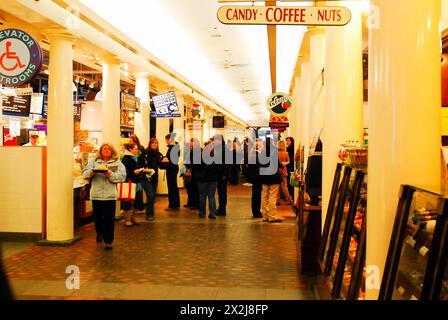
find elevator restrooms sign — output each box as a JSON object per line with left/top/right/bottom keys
{"left": 0, "top": 29, "right": 43, "bottom": 86}
{"left": 217, "top": 6, "right": 351, "bottom": 26}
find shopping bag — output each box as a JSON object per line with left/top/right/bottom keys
{"left": 289, "top": 170, "right": 301, "bottom": 188}
{"left": 117, "top": 180, "right": 137, "bottom": 202}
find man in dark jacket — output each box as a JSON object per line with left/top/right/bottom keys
{"left": 212, "top": 134, "right": 232, "bottom": 216}
{"left": 259, "top": 138, "right": 283, "bottom": 223}
{"left": 247, "top": 138, "right": 263, "bottom": 218}
{"left": 164, "top": 133, "right": 180, "bottom": 211}
{"left": 193, "top": 142, "right": 224, "bottom": 219}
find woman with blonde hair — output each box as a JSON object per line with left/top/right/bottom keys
{"left": 277, "top": 140, "right": 293, "bottom": 204}
{"left": 82, "top": 143, "right": 126, "bottom": 250}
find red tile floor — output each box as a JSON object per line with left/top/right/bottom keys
{"left": 2, "top": 185, "right": 318, "bottom": 300}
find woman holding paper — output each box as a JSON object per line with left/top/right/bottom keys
{"left": 82, "top": 143, "right": 126, "bottom": 250}
{"left": 138, "top": 138, "right": 163, "bottom": 220}
{"left": 121, "top": 143, "right": 145, "bottom": 227}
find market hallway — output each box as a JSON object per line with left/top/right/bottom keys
{"left": 2, "top": 185, "right": 317, "bottom": 300}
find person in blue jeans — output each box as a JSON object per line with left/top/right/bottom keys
{"left": 193, "top": 141, "right": 224, "bottom": 219}
{"left": 138, "top": 138, "right": 163, "bottom": 220}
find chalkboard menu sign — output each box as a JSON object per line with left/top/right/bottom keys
{"left": 2, "top": 94, "right": 31, "bottom": 117}
{"left": 212, "top": 116, "right": 225, "bottom": 128}
{"left": 74, "top": 102, "right": 82, "bottom": 122}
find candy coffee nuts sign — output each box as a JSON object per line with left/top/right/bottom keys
{"left": 266, "top": 92, "right": 292, "bottom": 116}
{"left": 218, "top": 6, "right": 351, "bottom": 26}
{"left": 0, "top": 29, "right": 43, "bottom": 86}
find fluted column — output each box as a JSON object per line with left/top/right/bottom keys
{"left": 299, "top": 58, "right": 311, "bottom": 166}
{"left": 367, "top": 0, "right": 441, "bottom": 300}
{"left": 134, "top": 72, "right": 151, "bottom": 148}
{"left": 101, "top": 56, "right": 121, "bottom": 150}
{"left": 308, "top": 27, "right": 326, "bottom": 144}
{"left": 321, "top": 1, "right": 364, "bottom": 228}
{"left": 44, "top": 30, "right": 77, "bottom": 243}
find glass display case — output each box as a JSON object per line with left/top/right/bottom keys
{"left": 380, "top": 185, "right": 448, "bottom": 300}
{"left": 322, "top": 165, "right": 367, "bottom": 300}
{"left": 319, "top": 164, "right": 352, "bottom": 275}
{"left": 335, "top": 171, "right": 367, "bottom": 300}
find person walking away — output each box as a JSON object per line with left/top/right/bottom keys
{"left": 286, "top": 137, "right": 295, "bottom": 204}
{"left": 247, "top": 138, "right": 263, "bottom": 218}
{"left": 193, "top": 141, "right": 223, "bottom": 219}
{"left": 259, "top": 139, "right": 283, "bottom": 223}
{"left": 82, "top": 143, "right": 126, "bottom": 250}
{"left": 229, "top": 138, "right": 242, "bottom": 185}
{"left": 138, "top": 138, "right": 163, "bottom": 220}
{"left": 121, "top": 143, "right": 144, "bottom": 226}
{"left": 277, "top": 140, "right": 293, "bottom": 204}
{"left": 163, "top": 133, "right": 180, "bottom": 211}
{"left": 213, "top": 134, "right": 231, "bottom": 216}
{"left": 183, "top": 138, "right": 200, "bottom": 210}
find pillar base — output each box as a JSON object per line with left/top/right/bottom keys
{"left": 37, "top": 236, "right": 83, "bottom": 247}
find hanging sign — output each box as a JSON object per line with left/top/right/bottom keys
{"left": 0, "top": 28, "right": 43, "bottom": 86}
{"left": 153, "top": 91, "right": 179, "bottom": 114}
{"left": 217, "top": 6, "right": 351, "bottom": 26}
{"left": 266, "top": 92, "right": 292, "bottom": 116}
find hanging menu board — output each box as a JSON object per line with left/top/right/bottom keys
{"left": 1, "top": 94, "right": 32, "bottom": 117}
{"left": 74, "top": 102, "right": 82, "bottom": 122}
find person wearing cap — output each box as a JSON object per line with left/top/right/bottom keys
{"left": 23, "top": 133, "right": 39, "bottom": 146}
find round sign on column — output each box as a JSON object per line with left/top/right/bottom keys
{"left": 0, "top": 28, "right": 43, "bottom": 86}
{"left": 266, "top": 92, "right": 292, "bottom": 116}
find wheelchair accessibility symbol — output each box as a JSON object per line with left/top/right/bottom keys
{"left": 0, "top": 28, "right": 42, "bottom": 86}
{"left": 0, "top": 41, "right": 27, "bottom": 72}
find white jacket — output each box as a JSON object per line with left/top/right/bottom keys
{"left": 82, "top": 158, "right": 126, "bottom": 200}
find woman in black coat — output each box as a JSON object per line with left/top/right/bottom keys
{"left": 138, "top": 138, "right": 164, "bottom": 220}
{"left": 121, "top": 143, "right": 144, "bottom": 226}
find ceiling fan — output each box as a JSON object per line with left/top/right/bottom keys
{"left": 221, "top": 60, "right": 250, "bottom": 69}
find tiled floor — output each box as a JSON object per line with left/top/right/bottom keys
{"left": 2, "top": 185, "right": 317, "bottom": 300}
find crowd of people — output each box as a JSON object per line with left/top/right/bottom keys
{"left": 81, "top": 133, "right": 297, "bottom": 250}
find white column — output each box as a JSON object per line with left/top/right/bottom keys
{"left": 174, "top": 92, "right": 185, "bottom": 187}
{"left": 134, "top": 72, "right": 151, "bottom": 148}
{"left": 45, "top": 31, "right": 75, "bottom": 242}
{"left": 101, "top": 56, "right": 121, "bottom": 150}
{"left": 300, "top": 59, "right": 311, "bottom": 166}
{"left": 367, "top": 0, "right": 441, "bottom": 300}
{"left": 293, "top": 76, "right": 301, "bottom": 144}
{"left": 321, "top": 1, "right": 364, "bottom": 228}
{"left": 308, "top": 27, "right": 326, "bottom": 144}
